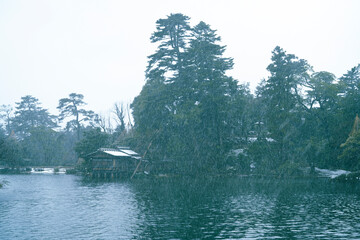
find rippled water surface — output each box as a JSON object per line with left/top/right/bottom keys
{"left": 1, "top": 174, "right": 360, "bottom": 239}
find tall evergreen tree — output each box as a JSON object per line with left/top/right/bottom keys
{"left": 302, "top": 71, "right": 342, "bottom": 168}
{"left": 338, "top": 64, "right": 360, "bottom": 137}
{"left": 147, "top": 13, "right": 191, "bottom": 82}
{"left": 181, "top": 21, "right": 238, "bottom": 169}
{"left": 132, "top": 15, "right": 243, "bottom": 173}
{"left": 132, "top": 13, "right": 191, "bottom": 161}
{"left": 258, "top": 46, "right": 311, "bottom": 169}
{"left": 57, "top": 93, "right": 95, "bottom": 140}
{"left": 340, "top": 64, "right": 360, "bottom": 95}
{"left": 12, "top": 95, "right": 57, "bottom": 138}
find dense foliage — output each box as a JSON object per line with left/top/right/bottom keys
{"left": 131, "top": 13, "right": 360, "bottom": 175}
{"left": 132, "top": 16, "right": 240, "bottom": 172}
{"left": 1, "top": 13, "right": 360, "bottom": 175}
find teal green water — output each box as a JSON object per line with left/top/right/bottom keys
{"left": 1, "top": 174, "right": 360, "bottom": 239}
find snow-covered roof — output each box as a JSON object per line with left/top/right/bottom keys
{"left": 120, "top": 149, "right": 139, "bottom": 156}
{"left": 103, "top": 150, "right": 129, "bottom": 157}
{"left": 246, "top": 137, "right": 276, "bottom": 143}
{"left": 90, "top": 147, "right": 140, "bottom": 159}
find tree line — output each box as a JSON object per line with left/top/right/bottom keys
{"left": 0, "top": 93, "right": 131, "bottom": 167}
{"left": 131, "top": 13, "right": 360, "bottom": 175}
{"left": 1, "top": 13, "right": 360, "bottom": 175}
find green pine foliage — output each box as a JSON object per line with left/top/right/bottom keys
{"left": 130, "top": 15, "right": 360, "bottom": 175}
{"left": 0, "top": 13, "right": 359, "bottom": 175}
{"left": 131, "top": 14, "right": 247, "bottom": 173}
{"left": 58, "top": 93, "right": 95, "bottom": 141}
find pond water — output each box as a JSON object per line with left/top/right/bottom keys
{"left": 1, "top": 174, "right": 360, "bottom": 239}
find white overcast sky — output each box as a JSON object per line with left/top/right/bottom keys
{"left": 1, "top": 0, "right": 360, "bottom": 116}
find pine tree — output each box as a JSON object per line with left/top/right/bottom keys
{"left": 182, "top": 21, "right": 238, "bottom": 169}
{"left": 258, "top": 46, "right": 311, "bottom": 169}
{"left": 132, "top": 15, "right": 243, "bottom": 173}
{"left": 58, "top": 93, "right": 95, "bottom": 140}
{"left": 12, "top": 95, "right": 57, "bottom": 138}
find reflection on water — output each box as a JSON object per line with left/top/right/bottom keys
{"left": 132, "top": 177, "right": 360, "bottom": 239}
{"left": 1, "top": 175, "right": 360, "bottom": 239}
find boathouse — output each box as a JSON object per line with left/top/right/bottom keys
{"left": 87, "top": 147, "right": 145, "bottom": 179}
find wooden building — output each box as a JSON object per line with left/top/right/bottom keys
{"left": 87, "top": 147, "right": 146, "bottom": 179}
